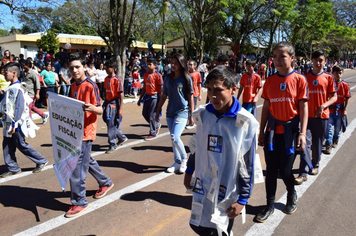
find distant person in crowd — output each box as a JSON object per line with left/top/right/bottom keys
{"left": 59, "top": 61, "right": 71, "bottom": 97}
{"left": 1, "top": 50, "right": 13, "bottom": 67}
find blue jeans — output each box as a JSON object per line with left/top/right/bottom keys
{"left": 61, "top": 85, "right": 71, "bottom": 97}
{"left": 166, "top": 116, "right": 187, "bottom": 164}
{"left": 325, "top": 113, "right": 342, "bottom": 145}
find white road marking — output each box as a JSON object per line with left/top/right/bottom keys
{"left": 13, "top": 172, "right": 173, "bottom": 236}
{"left": 245, "top": 117, "right": 356, "bottom": 236}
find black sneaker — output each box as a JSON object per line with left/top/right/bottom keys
{"left": 117, "top": 137, "right": 128, "bottom": 146}
{"left": 285, "top": 191, "right": 297, "bottom": 214}
{"left": 254, "top": 207, "right": 274, "bottom": 223}
{"left": 332, "top": 139, "right": 339, "bottom": 148}
{"left": 33, "top": 161, "right": 48, "bottom": 173}
{"left": 105, "top": 146, "right": 116, "bottom": 154}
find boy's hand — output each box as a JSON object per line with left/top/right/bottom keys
{"left": 189, "top": 116, "right": 195, "bottom": 126}
{"left": 184, "top": 173, "right": 193, "bottom": 190}
{"left": 8, "top": 127, "right": 15, "bottom": 135}
{"left": 118, "top": 109, "right": 123, "bottom": 118}
{"left": 258, "top": 132, "right": 265, "bottom": 146}
{"left": 83, "top": 103, "right": 94, "bottom": 112}
{"left": 137, "top": 100, "right": 141, "bottom": 106}
{"left": 315, "top": 105, "right": 325, "bottom": 117}
{"left": 296, "top": 134, "right": 306, "bottom": 151}
{"left": 343, "top": 110, "right": 347, "bottom": 117}
{"left": 253, "top": 97, "right": 258, "bottom": 105}
{"left": 198, "top": 96, "right": 202, "bottom": 101}
{"left": 154, "top": 112, "right": 160, "bottom": 122}
{"left": 226, "top": 202, "right": 244, "bottom": 219}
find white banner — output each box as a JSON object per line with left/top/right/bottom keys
{"left": 48, "top": 92, "right": 84, "bottom": 190}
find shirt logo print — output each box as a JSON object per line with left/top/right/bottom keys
{"left": 280, "top": 83, "right": 287, "bottom": 91}
{"left": 313, "top": 80, "right": 319, "bottom": 86}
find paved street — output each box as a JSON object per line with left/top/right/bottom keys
{"left": 1, "top": 70, "right": 356, "bottom": 236}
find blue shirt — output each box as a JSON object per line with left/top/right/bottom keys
{"left": 163, "top": 75, "right": 193, "bottom": 118}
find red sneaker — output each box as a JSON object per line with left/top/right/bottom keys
{"left": 145, "top": 135, "right": 157, "bottom": 141}
{"left": 94, "top": 184, "right": 114, "bottom": 199}
{"left": 65, "top": 205, "right": 89, "bottom": 218}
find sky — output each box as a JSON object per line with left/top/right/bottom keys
{"left": 0, "top": 0, "right": 66, "bottom": 31}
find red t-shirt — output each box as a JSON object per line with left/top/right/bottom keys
{"left": 190, "top": 71, "right": 202, "bottom": 97}
{"left": 306, "top": 72, "right": 336, "bottom": 119}
{"left": 329, "top": 80, "right": 351, "bottom": 114}
{"left": 104, "top": 75, "right": 123, "bottom": 101}
{"left": 143, "top": 72, "right": 163, "bottom": 96}
{"left": 262, "top": 71, "right": 309, "bottom": 134}
{"left": 240, "top": 72, "right": 262, "bottom": 103}
{"left": 70, "top": 78, "right": 101, "bottom": 141}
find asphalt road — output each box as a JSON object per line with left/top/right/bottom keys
{"left": 1, "top": 70, "right": 356, "bottom": 236}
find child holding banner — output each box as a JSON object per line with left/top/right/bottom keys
{"left": 0, "top": 62, "right": 48, "bottom": 178}
{"left": 65, "top": 52, "right": 114, "bottom": 218}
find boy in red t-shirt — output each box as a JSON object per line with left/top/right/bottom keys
{"left": 188, "top": 60, "right": 202, "bottom": 110}
{"left": 236, "top": 60, "right": 262, "bottom": 117}
{"left": 66, "top": 52, "right": 113, "bottom": 218}
{"left": 295, "top": 49, "right": 337, "bottom": 185}
{"left": 324, "top": 64, "right": 351, "bottom": 154}
{"left": 137, "top": 58, "right": 163, "bottom": 140}
{"left": 103, "top": 59, "right": 128, "bottom": 153}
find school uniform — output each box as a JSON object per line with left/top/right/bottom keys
{"left": 262, "top": 71, "right": 308, "bottom": 207}
{"left": 325, "top": 80, "right": 351, "bottom": 145}
{"left": 103, "top": 75, "right": 127, "bottom": 148}
{"left": 298, "top": 71, "right": 336, "bottom": 175}
{"left": 190, "top": 71, "right": 202, "bottom": 110}
{"left": 142, "top": 71, "right": 163, "bottom": 136}
{"left": 239, "top": 72, "right": 262, "bottom": 117}
{"left": 70, "top": 78, "right": 112, "bottom": 207}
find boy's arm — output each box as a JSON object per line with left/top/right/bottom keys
{"left": 155, "top": 94, "right": 167, "bottom": 122}
{"left": 10, "top": 89, "right": 26, "bottom": 134}
{"left": 198, "top": 82, "right": 202, "bottom": 101}
{"left": 83, "top": 103, "right": 103, "bottom": 115}
{"left": 137, "top": 83, "right": 146, "bottom": 106}
{"left": 188, "top": 93, "right": 195, "bottom": 126}
{"left": 253, "top": 87, "right": 263, "bottom": 104}
{"left": 343, "top": 97, "right": 350, "bottom": 116}
{"left": 315, "top": 92, "right": 337, "bottom": 117}
{"left": 119, "top": 91, "right": 123, "bottom": 117}
{"left": 236, "top": 85, "right": 244, "bottom": 100}
{"left": 297, "top": 99, "right": 308, "bottom": 150}
{"left": 184, "top": 153, "right": 195, "bottom": 189}
{"left": 258, "top": 99, "right": 270, "bottom": 146}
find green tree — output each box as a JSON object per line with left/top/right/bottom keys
{"left": 36, "top": 30, "right": 60, "bottom": 53}
{"left": 18, "top": 7, "right": 53, "bottom": 33}
{"left": 0, "top": 29, "right": 10, "bottom": 37}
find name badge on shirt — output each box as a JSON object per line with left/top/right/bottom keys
{"left": 207, "top": 135, "right": 223, "bottom": 153}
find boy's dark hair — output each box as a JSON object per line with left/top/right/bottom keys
{"left": 217, "top": 54, "right": 229, "bottom": 64}
{"left": 246, "top": 60, "right": 256, "bottom": 67}
{"left": 68, "top": 52, "right": 87, "bottom": 66}
{"left": 273, "top": 41, "right": 295, "bottom": 56}
{"left": 205, "top": 65, "right": 237, "bottom": 89}
{"left": 4, "top": 62, "right": 20, "bottom": 76}
{"left": 37, "top": 52, "right": 44, "bottom": 56}
{"left": 332, "top": 64, "right": 344, "bottom": 73}
{"left": 147, "top": 58, "right": 157, "bottom": 65}
{"left": 23, "top": 58, "right": 33, "bottom": 67}
{"left": 104, "top": 59, "right": 117, "bottom": 68}
{"left": 311, "top": 49, "right": 328, "bottom": 59}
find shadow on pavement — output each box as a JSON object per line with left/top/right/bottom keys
{"left": 121, "top": 191, "right": 192, "bottom": 210}
{"left": 97, "top": 160, "right": 167, "bottom": 174}
{"left": 0, "top": 185, "right": 69, "bottom": 222}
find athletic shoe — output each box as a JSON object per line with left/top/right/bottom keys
{"left": 324, "top": 145, "right": 332, "bottom": 154}
{"left": 145, "top": 135, "right": 157, "bottom": 141}
{"left": 185, "top": 124, "right": 196, "bottom": 130}
{"left": 294, "top": 175, "right": 307, "bottom": 185}
{"left": 332, "top": 139, "right": 339, "bottom": 148}
{"left": 65, "top": 205, "right": 89, "bottom": 218}
{"left": 42, "top": 114, "right": 49, "bottom": 124}
{"left": 117, "top": 137, "right": 128, "bottom": 146}
{"left": 254, "top": 207, "right": 274, "bottom": 223}
{"left": 105, "top": 146, "right": 116, "bottom": 154}
{"left": 179, "top": 159, "right": 187, "bottom": 173}
{"left": 33, "top": 161, "right": 48, "bottom": 173}
{"left": 310, "top": 167, "right": 319, "bottom": 175}
{"left": 285, "top": 191, "right": 298, "bottom": 214}
{"left": 156, "top": 123, "right": 162, "bottom": 136}
{"left": 0, "top": 170, "right": 22, "bottom": 178}
{"left": 167, "top": 162, "right": 180, "bottom": 173}
{"left": 94, "top": 184, "right": 114, "bottom": 199}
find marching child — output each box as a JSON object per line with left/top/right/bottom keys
{"left": 103, "top": 59, "right": 128, "bottom": 154}
{"left": 324, "top": 64, "right": 351, "bottom": 154}
{"left": 66, "top": 52, "right": 113, "bottom": 218}
{"left": 255, "top": 42, "right": 309, "bottom": 223}
{"left": 236, "top": 60, "right": 262, "bottom": 117}
{"left": 295, "top": 49, "right": 337, "bottom": 185}
{"left": 131, "top": 66, "right": 142, "bottom": 99}
{"left": 0, "top": 62, "right": 48, "bottom": 178}
{"left": 137, "top": 58, "right": 163, "bottom": 141}
{"left": 184, "top": 65, "right": 259, "bottom": 235}
{"left": 188, "top": 60, "right": 202, "bottom": 110}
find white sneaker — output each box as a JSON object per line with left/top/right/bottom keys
{"left": 179, "top": 159, "right": 187, "bottom": 173}
{"left": 185, "top": 124, "right": 196, "bottom": 130}
{"left": 167, "top": 162, "right": 180, "bottom": 173}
